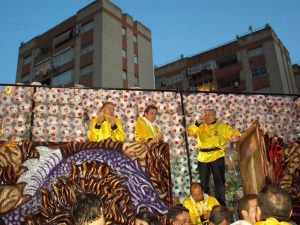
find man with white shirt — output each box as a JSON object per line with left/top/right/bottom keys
{"left": 135, "top": 105, "right": 164, "bottom": 144}
{"left": 231, "top": 194, "right": 258, "bottom": 225}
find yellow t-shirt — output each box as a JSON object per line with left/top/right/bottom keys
{"left": 183, "top": 194, "right": 220, "bottom": 225}
{"left": 187, "top": 121, "right": 241, "bottom": 162}
{"left": 88, "top": 117, "right": 126, "bottom": 142}
{"left": 255, "top": 217, "right": 293, "bottom": 225}
{"left": 135, "top": 117, "right": 160, "bottom": 143}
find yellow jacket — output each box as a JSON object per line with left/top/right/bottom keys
{"left": 187, "top": 121, "right": 241, "bottom": 163}
{"left": 88, "top": 117, "right": 126, "bottom": 142}
{"left": 135, "top": 117, "right": 160, "bottom": 143}
{"left": 183, "top": 194, "right": 220, "bottom": 225}
{"left": 255, "top": 218, "right": 293, "bottom": 225}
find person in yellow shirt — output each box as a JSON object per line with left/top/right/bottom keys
{"left": 187, "top": 108, "right": 241, "bottom": 206}
{"left": 135, "top": 105, "right": 163, "bottom": 144}
{"left": 183, "top": 182, "right": 219, "bottom": 225}
{"left": 88, "top": 102, "right": 126, "bottom": 142}
{"left": 255, "top": 185, "right": 294, "bottom": 225}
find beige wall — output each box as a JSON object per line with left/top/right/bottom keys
{"left": 137, "top": 25, "right": 153, "bottom": 89}
{"left": 124, "top": 14, "right": 135, "bottom": 88}
{"left": 238, "top": 48, "right": 254, "bottom": 92}
{"left": 99, "top": 12, "right": 121, "bottom": 87}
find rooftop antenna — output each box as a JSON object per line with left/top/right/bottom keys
{"left": 248, "top": 25, "right": 253, "bottom": 32}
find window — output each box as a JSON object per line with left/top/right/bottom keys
{"left": 198, "top": 80, "right": 214, "bottom": 91}
{"left": 166, "top": 74, "right": 182, "bottom": 85}
{"left": 81, "top": 21, "right": 94, "bottom": 33}
{"left": 23, "top": 55, "right": 32, "bottom": 65}
{"left": 166, "top": 77, "right": 174, "bottom": 86}
{"left": 133, "top": 35, "right": 137, "bottom": 43}
{"left": 22, "top": 74, "right": 30, "bottom": 83}
{"left": 123, "top": 70, "right": 127, "bottom": 80}
{"left": 174, "top": 74, "right": 182, "bottom": 83}
{"left": 122, "top": 27, "right": 126, "bottom": 36}
{"left": 251, "top": 65, "right": 268, "bottom": 78}
{"left": 134, "top": 75, "right": 139, "bottom": 86}
{"left": 248, "top": 47, "right": 264, "bottom": 58}
{"left": 134, "top": 55, "right": 138, "bottom": 64}
{"left": 34, "top": 59, "right": 51, "bottom": 77}
{"left": 53, "top": 48, "right": 74, "bottom": 67}
{"left": 81, "top": 42, "right": 93, "bottom": 55}
{"left": 53, "top": 28, "right": 73, "bottom": 47}
{"left": 52, "top": 70, "right": 72, "bottom": 86}
{"left": 122, "top": 48, "right": 127, "bottom": 58}
{"left": 80, "top": 64, "right": 93, "bottom": 76}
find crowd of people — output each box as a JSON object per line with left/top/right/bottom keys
{"left": 69, "top": 184, "right": 295, "bottom": 225}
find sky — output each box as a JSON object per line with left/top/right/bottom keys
{"left": 0, "top": 0, "right": 300, "bottom": 85}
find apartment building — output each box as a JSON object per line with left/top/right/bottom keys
{"left": 155, "top": 25, "right": 298, "bottom": 94}
{"left": 16, "top": 0, "right": 153, "bottom": 89}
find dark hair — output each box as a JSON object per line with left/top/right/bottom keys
{"left": 71, "top": 192, "right": 105, "bottom": 225}
{"left": 257, "top": 185, "right": 292, "bottom": 221}
{"left": 167, "top": 205, "right": 189, "bottom": 224}
{"left": 190, "top": 182, "right": 204, "bottom": 192}
{"left": 135, "top": 211, "right": 162, "bottom": 225}
{"left": 0, "top": 217, "right": 6, "bottom": 225}
{"left": 144, "top": 105, "right": 157, "bottom": 114}
{"left": 209, "top": 205, "right": 230, "bottom": 225}
{"left": 102, "top": 101, "right": 114, "bottom": 109}
{"left": 237, "top": 194, "right": 257, "bottom": 219}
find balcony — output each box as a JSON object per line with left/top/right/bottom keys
{"left": 189, "top": 69, "right": 212, "bottom": 85}
{"left": 215, "top": 62, "right": 242, "bottom": 81}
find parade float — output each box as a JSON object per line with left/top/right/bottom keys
{"left": 0, "top": 83, "right": 299, "bottom": 224}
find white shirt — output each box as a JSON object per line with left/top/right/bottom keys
{"left": 231, "top": 220, "right": 252, "bottom": 225}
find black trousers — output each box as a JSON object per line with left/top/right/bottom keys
{"left": 198, "top": 157, "right": 226, "bottom": 205}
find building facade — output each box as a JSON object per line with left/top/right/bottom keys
{"left": 155, "top": 25, "right": 298, "bottom": 94}
{"left": 16, "top": 0, "right": 153, "bottom": 89}
{"left": 293, "top": 63, "right": 300, "bottom": 92}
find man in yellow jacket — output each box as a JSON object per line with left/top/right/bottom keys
{"left": 89, "top": 102, "right": 126, "bottom": 142}
{"left": 183, "top": 182, "right": 219, "bottom": 225}
{"left": 187, "top": 108, "right": 241, "bottom": 206}
{"left": 255, "top": 185, "right": 294, "bottom": 225}
{"left": 135, "top": 105, "right": 163, "bottom": 143}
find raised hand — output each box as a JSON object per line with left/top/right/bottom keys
{"left": 97, "top": 111, "right": 105, "bottom": 125}
{"left": 197, "top": 115, "right": 205, "bottom": 124}
{"left": 231, "top": 134, "right": 240, "bottom": 142}
{"left": 156, "top": 131, "right": 163, "bottom": 140}
{"left": 106, "top": 114, "right": 116, "bottom": 126}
